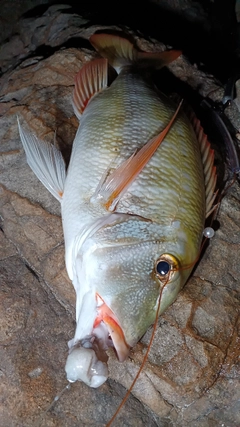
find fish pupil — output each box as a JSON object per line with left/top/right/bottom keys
{"left": 156, "top": 260, "right": 170, "bottom": 276}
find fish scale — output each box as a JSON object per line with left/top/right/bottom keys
{"left": 63, "top": 70, "right": 204, "bottom": 243}
{"left": 61, "top": 72, "right": 169, "bottom": 262}
{"left": 18, "top": 33, "right": 217, "bottom": 388}
{"left": 61, "top": 43, "right": 208, "bottom": 365}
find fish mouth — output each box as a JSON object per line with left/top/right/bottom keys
{"left": 65, "top": 296, "right": 129, "bottom": 388}
{"left": 94, "top": 293, "right": 130, "bottom": 362}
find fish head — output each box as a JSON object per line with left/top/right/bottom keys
{"left": 73, "top": 214, "right": 200, "bottom": 354}
{"left": 65, "top": 213, "right": 201, "bottom": 386}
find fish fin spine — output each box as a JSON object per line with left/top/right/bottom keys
{"left": 72, "top": 58, "right": 108, "bottom": 119}
{"left": 18, "top": 118, "right": 66, "bottom": 202}
{"left": 190, "top": 114, "right": 217, "bottom": 218}
{"left": 90, "top": 33, "right": 181, "bottom": 73}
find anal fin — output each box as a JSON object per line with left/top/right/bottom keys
{"left": 18, "top": 118, "right": 66, "bottom": 202}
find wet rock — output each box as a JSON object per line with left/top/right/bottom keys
{"left": 0, "top": 4, "right": 239, "bottom": 427}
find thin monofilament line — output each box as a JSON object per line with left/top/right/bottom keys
{"left": 34, "top": 384, "right": 71, "bottom": 427}
{"left": 106, "top": 285, "right": 164, "bottom": 427}
{"left": 106, "top": 216, "right": 218, "bottom": 426}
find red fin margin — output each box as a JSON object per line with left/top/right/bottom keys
{"left": 72, "top": 58, "right": 108, "bottom": 119}
{"left": 190, "top": 112, "right": 218, "bottom": 218}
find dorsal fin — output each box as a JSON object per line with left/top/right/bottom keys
{"left": 72, "top": 58, "right": 108, "bottom": 120}
{"left": 90, "top": 33, "right": 181, "bottom": 74}
{"left": 190, "top": 112, "right": 217, "bottom": 218}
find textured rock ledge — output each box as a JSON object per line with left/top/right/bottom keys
{"left": 0, "top": 4, "right": 239, "bottom": 426}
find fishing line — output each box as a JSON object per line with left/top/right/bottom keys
{"left": 106, "top": 281, "right": 166, "bottom": 427}
{"left": 219, "top": 172, "right": 239, "bottom": 200}
{"left": 106, "top": 214, "right": 218, "bottom": 425}
{"left": 34, "top": 222, "right": 216, "bottom": 427}
{"left": 174, "top": 194, "right": 220, "bottom": 276}
{"left": 33, "top": 383, "right": 71, "bottom": 427}
{"left": 174, "top": 230, "right": 215, "bottom": 274}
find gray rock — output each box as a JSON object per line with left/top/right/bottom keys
{"left": 0, "top": 4, "right": 239, "bottom": 427}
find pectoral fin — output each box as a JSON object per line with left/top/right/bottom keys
{"left": 18, "top": 118, "right": 66, "bottom": 202}
{"left": 95, "top": 101, "right": 182, "bottom": 211}
{"left": 72, "top": 58, "right": 108, "bottom": 120}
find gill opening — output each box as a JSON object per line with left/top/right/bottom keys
{"left": 172, "top": 216, "right": 218, "bottom": 278}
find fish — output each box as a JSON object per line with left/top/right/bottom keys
{"left": 18, "top": 33, "right": 217, "bottom": 389}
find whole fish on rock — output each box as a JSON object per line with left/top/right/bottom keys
{"left": 18, "top": 33, "right": 217, "bottom": 388}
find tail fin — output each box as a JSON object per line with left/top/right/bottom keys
{"left": 90, "top": 33, "right": 181, "bottom": 74}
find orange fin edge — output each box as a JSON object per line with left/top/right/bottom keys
{"left": 72, "top": 58, "right": 108, "bottom": 119}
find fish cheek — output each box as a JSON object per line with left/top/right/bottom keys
{"left": 155, "top": 263, "right": 191, "bottom": 315}
{"left": 92, "top": 245, "right": 169, "bottom": 345}
{"left": 89, "top": 243, "right": 184, "bottom": 344}
{"left": 156, "top": 274, "right": 182, "bottom": 314}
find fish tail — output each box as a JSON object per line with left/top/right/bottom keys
{"left": 90, "top": 33, "right": 181, "bottom": 73}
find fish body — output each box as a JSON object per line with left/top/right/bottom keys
{"left": 18, "top": 34, "right": 216, "bottom": 388}
{"left": 63, "top": 66, "right": 204, "bottom": 340}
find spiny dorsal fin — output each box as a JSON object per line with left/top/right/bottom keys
{"left": 190, "top": 112, "right": 217, "bottom": 218}
{"left": 72, "top": 58, "right": 108, "bottom": 120}
{"left": 90, "top": 33, "right": 181, "bottom": 74}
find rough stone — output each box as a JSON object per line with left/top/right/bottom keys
{"left": 0, "top": 4, "right": 239, "bottom": 427}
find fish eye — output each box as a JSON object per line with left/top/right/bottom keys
{"left": 155, "top": 254, "right": 179, "bottom": 282}
{"left": 156, "top": 260, "right": 170, "bottom": 276}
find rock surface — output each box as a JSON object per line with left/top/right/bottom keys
{"left": 0, "top": 4, "right": 239, "bottom": 427}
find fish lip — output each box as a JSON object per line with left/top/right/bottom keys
{"left": 94, "top": 293, "right": 130, "bottom": 362}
